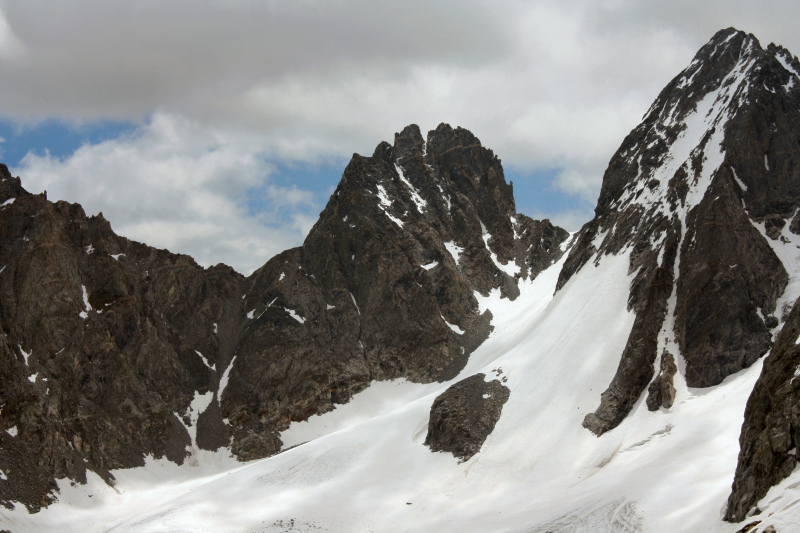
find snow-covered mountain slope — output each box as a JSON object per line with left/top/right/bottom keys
{"left": 0, "top": 249, "right": 779, "bottom": 532}
{"left": 3, "top": 26, "right": 800, "bottom": 532}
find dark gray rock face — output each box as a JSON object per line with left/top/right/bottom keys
{"left": 646, "top": 351, "right": 677, "bottom": 411}
{"left": 424, "top": 373, "right": 510, "bottom": 461}
{"left": 725, "top": 295, "right": 800, "bottom": 522}
{"left": 0, "top": 163, "right": 244, "bottom": 510}
{"left": 676, "top": 170, "right": 786, "bottom": 388}
{"left": 582, "top": 222, "right": 679, "bottom": 435}
{"left": 566, "top": 28, "right": 798, "bottom": 435}
{"left": 0, "top": 123, "right": 569, "bottom": 511}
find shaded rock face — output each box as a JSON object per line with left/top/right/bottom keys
{"left": 564, "top": 28, "right": 798, "bottom": 435}
{"left": 725, "top": 295, "right": 800, "bottom": 522}
{"left": 424, "top": 373, "right": 510, "bottom": 461}
{"left": 0, "top": 123, "right": 569, "bottom": 510}
{"left": 0, "top": 164, "right": 244, "bottom": 510}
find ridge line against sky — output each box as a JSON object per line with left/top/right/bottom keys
{"left": 0, "top": 0, "right": 798, "bottom": 274}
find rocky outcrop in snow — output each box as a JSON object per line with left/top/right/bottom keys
{"left": 645, "top": 351, "right": 677, "bottom": 411}
{"left": 424, "top": 373, "right": 510, "bottom": 461}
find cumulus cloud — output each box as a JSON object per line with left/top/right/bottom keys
{"left": 530, "top": 206, "right": 597, "bottom": 234}
{"left": 2, "top": 0, "right": 800, "bottom": 268}
{"left": 13, "top": 113, "right": 318, "bottom": 274}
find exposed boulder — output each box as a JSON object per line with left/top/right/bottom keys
{"left": 424, "top": 373, "right": 510, "bottom": 461}
{"left": 646, "top": 351, "right": 678, "bottom": 411}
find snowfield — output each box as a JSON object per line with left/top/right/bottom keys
{"left": 2, "top": 249, "right": 797, "bottom": 532}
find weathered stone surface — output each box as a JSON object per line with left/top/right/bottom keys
{"left": 646, "top": 351, "right": 678, "bottom": 411}
{"left": 725, "top": 294, "right": 800, "bottom": 522}
{"left": 0, "top": 162, "right": 244, "bottom": 510}
{"left": 676, "top": 168, "right": 786, "bottom": 387}
{"left": 424, "top": 373, "right": 510, "bottom": 461}
{"left": 0, "top": 123, "right": 569, "bottom": 510}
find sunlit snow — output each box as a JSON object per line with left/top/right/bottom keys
{"left": 2, "top": 245, "right": 777, "bottom": 532}
{"left": 79, "top": 285, "right": 92, "bottom": 319}
{"left": 395, "top": 164, "right": 426, "bottom": 213}
{"left": 443, "top": 240, "right": 463, "bottom": 266}
{"left": 194, "top": 350, "right": 214, "bottom": 371}
{"left": 284, "top": 308, "right": 305, "bottom": 324}
{"left": 441, "top": 315, "right": 464, "bottom": 335}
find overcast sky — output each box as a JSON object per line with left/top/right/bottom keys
{"left": 1, "top": 0, "right": 798, "bottom": 274}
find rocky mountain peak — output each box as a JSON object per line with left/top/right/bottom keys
{"left": 562, "top": 28, "right": 800, "bottom": 436}
{"left": 0, "top": 164, "right": 28, "bottom": 204}
{"left": 594, "top": 28, "right": 800, "bottom": 223}
{"left": 0, "top": 124, "right": 568, "bottom": 511}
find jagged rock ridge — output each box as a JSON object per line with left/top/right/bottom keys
{"left": 0, "top": 123, "right": 569, "bottom": 511}
{"left": 559, "top": 28, "right": 800, "bottom": 436}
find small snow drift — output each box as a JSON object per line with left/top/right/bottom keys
{"left": 424, "top": 373, "right": 510, "bottom": 461}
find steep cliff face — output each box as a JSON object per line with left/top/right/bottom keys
{"left": 561, "top": 29, "right": 800, "bottom": 436}
{"left": 0, "top": 122, "right": 569, "bottom": 510}
{"left": 0, "top": 163, "right": 245, "bottom": 510}
{"left": 726, "top": 295, "right": 800, "bottom": 522}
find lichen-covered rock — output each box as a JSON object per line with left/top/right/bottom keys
{"left": 424, "top": 373, "right": 510, "bottom": 461}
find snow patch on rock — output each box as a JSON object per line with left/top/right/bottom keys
{"left": 444, "top": 241, "right": 463, "bottom": 266}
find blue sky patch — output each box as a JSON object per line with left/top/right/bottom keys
{"left": 0, "top": 119, "right": 138, "bottom": 165}
{"left": 243, "top": 158, "right": 348, "bottom": 225}
{"left": 504, "top": 166, "right": 593, "bottom": 221}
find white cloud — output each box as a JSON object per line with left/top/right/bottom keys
{"left": 13, "top": 113, "right": 316, "bottom": 274}
{"left": 3, "top": 1, "right": 800, "bottom": 268}
{"left": 529, "top": 205, "right": 597, "bottom": 233}
{"left": 0, "top": 7, "right": 23, "bottom": 59}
